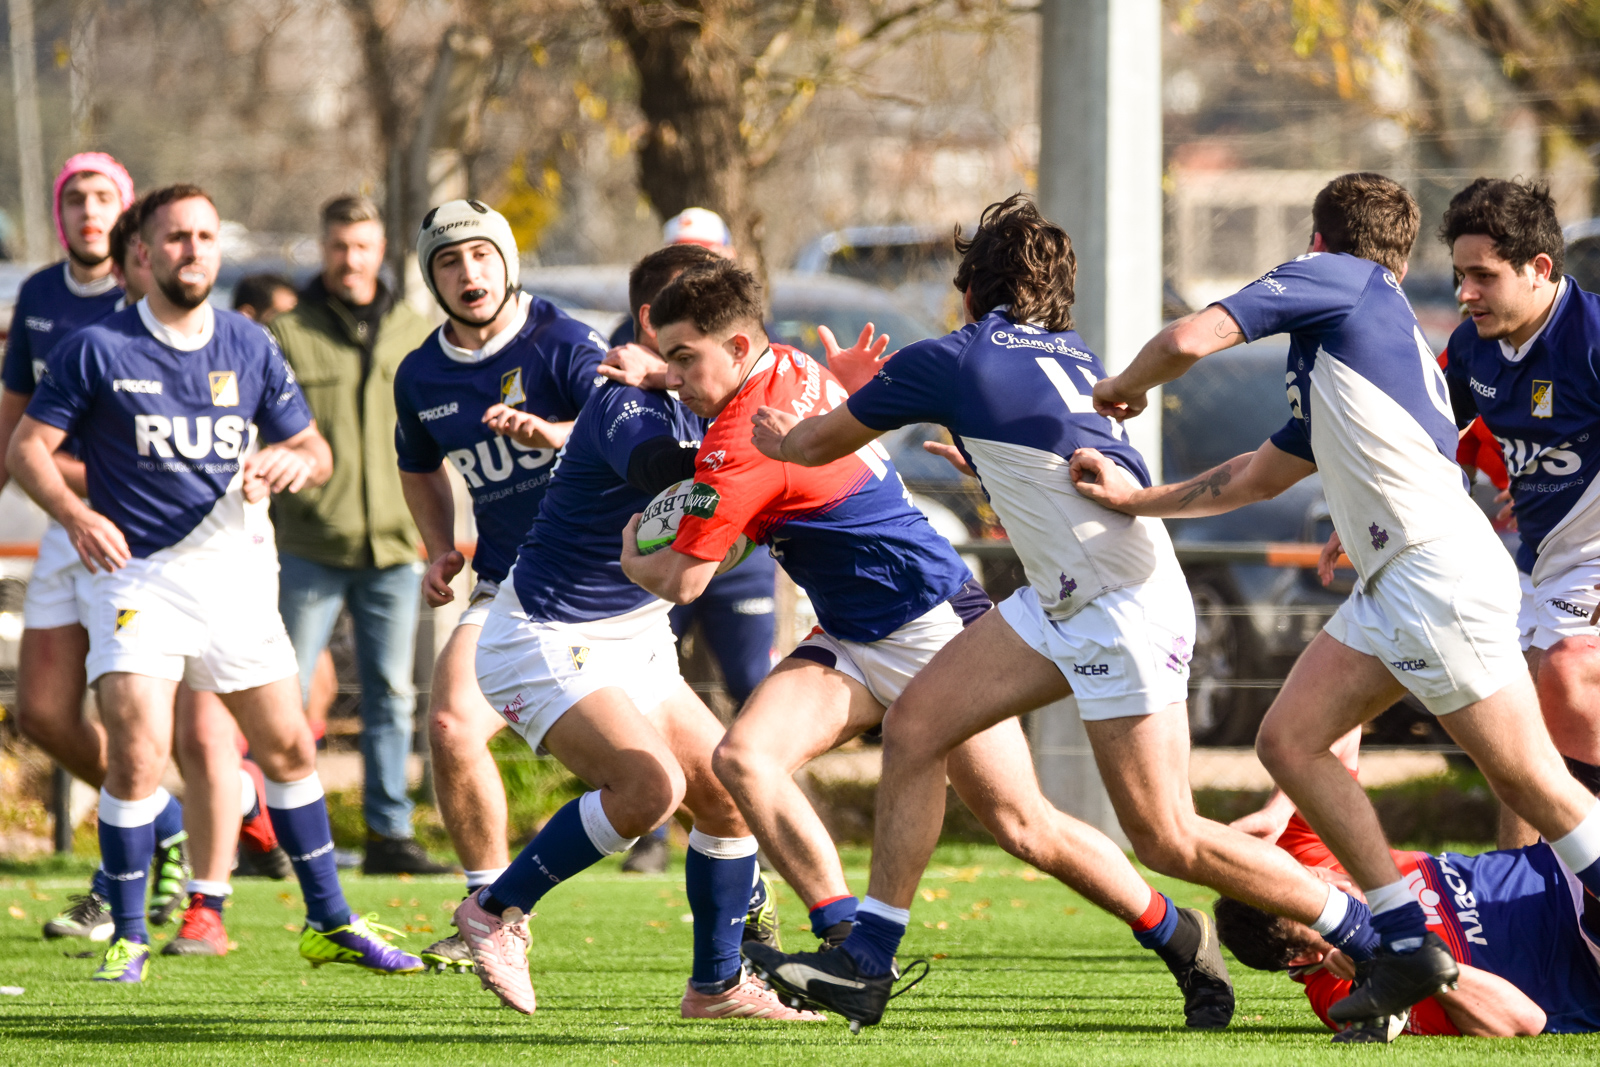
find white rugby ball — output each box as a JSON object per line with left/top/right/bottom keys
{"left": 636, "top": 478, "right": 754, "bottom": 574}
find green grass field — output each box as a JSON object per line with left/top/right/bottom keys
{"left": 0, "top": 844, "right": 1589, "bottom": 1065}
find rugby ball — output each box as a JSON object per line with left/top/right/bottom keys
{"left": 636, "top": 478, "right": 754, "bottom": 574}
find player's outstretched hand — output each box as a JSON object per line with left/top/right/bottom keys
{"left": 1068, "top": 448, "right": 1134, "bottom": 508}
{"left": 751, "top": 406, "right": 802, "bottom": 461}
{"left": 922, "top": 441, "right": 976, "bottom": 478}
{"left": 66, "top": 508, "right": 129, "bottom": 573}
{"left": 483, "top": 404, "right": 563, "bottom": 450}
{"left": 242, "top": 446, "right": 313, "bottom": 501}
{"left": 821, "top": 324, "right": 892, "bottom": 394}
{"left": 1317, "top": 531, "right": 1345, "bottom": 587}
{"left": 1493, "top": 487, "right": 1517, "bottom": 532}
{"left": 598, "top": 343, "right": 669, "bottom": 390}
{"left": 1092, "top": 374, "right": 1147, "bottom": 420}
{"left": 423, "top": 549, "right": 466, "bottom": 608}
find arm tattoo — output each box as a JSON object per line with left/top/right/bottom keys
{"left": 1211, "top": 318, "right": 1244, "bottom": 341}
{"left": 1176, "top": 466, "right": 1232, "bottom": 509}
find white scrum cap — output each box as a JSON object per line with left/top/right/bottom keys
{"left": 416, "top": 199, "right": 520, "bottom": 304}
{"left": 662, "top": 207, "right": 733, "bottom": 250}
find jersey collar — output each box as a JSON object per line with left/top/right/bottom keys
{"left": 438, "top": 291, "right": 532, "bottom": 364}
{"left": 62, "top": 261, "right": 119, "bottom": 299}
{"left": 732, "top": 346, "right": 777, "bottom": 401}
{"left": 1498, "top": 276, "right": 1569, "bottom": 363}
{"left": 136, "top": 295, "right": 215, "bottom": 352}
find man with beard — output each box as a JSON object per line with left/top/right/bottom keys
{"left": 6, "top": 184, "right": 422, "bottom": 982}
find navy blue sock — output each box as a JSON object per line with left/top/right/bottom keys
{"left": 198, "top": 893, "right": 226, "bottom": 915}
{"left": 270, "top": 796, "right": 351, "bottom": 930}
{"left": 809, "top": 894, "right": 858, "bottom": 938}
{"left": 90, "top": 866, "right": 111, "bottom": 900}
{"left": 1370, "top": 901, "right": 1428, "bottom": 954}
{"left": 152, "top": 792, "right": 185, "bottom": 848}
{"left": 840, "top": 905, "right": 905, "bottom": 977}
{"left": 98, "top": 818, "right": 153, "bottom": 944}
{"left": 686, "top": 839, "right": 758, "bottom": 990}
{"left": 482, "top": 798, "right": 604, "bottom": 915}
{"left": 1130, "top": 892, "right": 1179, "bottom": 950}
{"left": 1325, "top": 897, "right": 1379, "bottom": 962}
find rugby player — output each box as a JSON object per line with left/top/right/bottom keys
{"left": 393, "top": 200, "right": 610, "bottom": 971}
{"left": 0, "top": 155, "right": 191, "bottom": 942}
{"left": 737, "top": 196, "right": 1377, "bottom": 1031}
{"left": 1431, "top": 179, "right": 1600, "bottom": 843}
{"left": 6, "top": 184, "right": 421, "bottom": 982}
{"left": 452, "top": 254, "right": 821, "bottom": 1022}
{"left": 1068, "top": 172, "right": 1600, "bottom": 1026}
{"left": 1215, "top": 733, "right": 1600, "bottom": 1038}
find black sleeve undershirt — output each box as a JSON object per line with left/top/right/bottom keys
{"left": 626, "top": 436, "right": 699, "bottom": 496}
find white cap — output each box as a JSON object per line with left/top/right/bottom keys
{"left": 662, "top": 207, "right": 732, "bottom": 250}
{"left": 416, "top": 199, "right": 520, "bottom": 306}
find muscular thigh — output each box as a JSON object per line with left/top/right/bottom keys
{"left": 17, "top": 624, "right": 89, "bottom": 709}
{"left": 946, "top": 717, "right": 1050, "bottom": 819}
{"left": 431, "top": 622, "right": 503, "bottom": 737}
{"left": 542, "top": 686, "right": 680, "bottom": 792}
{"left": 724, "top": 657, "right": 883, "bottom": 771}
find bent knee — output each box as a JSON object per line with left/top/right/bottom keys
{"left": 429, "top": 702, "right": 499, "bottom": 756}
{"left": 605, "top": 757, "right": 685, "bottom": 838}
{"left": 710, "top": 736, "right": 769, "bottom": 792}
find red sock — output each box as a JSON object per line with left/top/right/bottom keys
{"left": 1129, "top": 886, "right": 1169, "bottom": 933}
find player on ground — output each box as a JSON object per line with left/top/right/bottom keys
{"left": 738, "top": 195, "right": 1380, "bottom": 1031}
{"left": 1067, "top": 171, "right": 1600, "bottom": 1027}
{"left": 0, "top": 155, "right": 190, "bottom": 942}
{"left": 1215, "top": 731, "right": 1600, "bottom": 1039}
{"left": 392, "top": 200, "right": 609, "bottom": 971}
{"left": 6, "top": 184, "right": 422, "bottom": 982}
{"left": 453, "top": 253, "right": 818, "bottom": 1023}
{"left": 1431, "top": 179, "right": 1600, "bottom": 842}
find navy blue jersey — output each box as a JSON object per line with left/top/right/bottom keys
{"left": 845, "top": 312, "right": 1177, "bottom": 620}
{"left": 27, "top": 303, "right": 312, "bottom": 557}
{"left": 1218, "top": 252, "right": 1484, "bottom": 580}
{"left": 512, "top": 382, "right": 705, "bottom": 623}
{"left": 2, "top": 263, "right": 122, "bottom": 395}
{"left": 394, "top": 296, "right": 607, "bottom": 584}
{"left": 1443, "top": 281, "right": 1600, "bottom": 579}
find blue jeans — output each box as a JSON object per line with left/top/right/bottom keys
{"left": 278, "top": 553, "right": 424, "bottom": 840}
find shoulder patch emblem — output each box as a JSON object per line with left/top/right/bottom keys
{"left": 208, "top": 371, "right": 239, "bottom": 407}
{"left": 685, "top": 482, "right": 721, "bottom": 520}
{"left": 501, "top": 367, "right": 526, "bottom": 407}
{"left": 1532, "top": 380, "right": 1553, "bottom": 419}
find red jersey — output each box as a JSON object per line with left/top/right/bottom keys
{"left": 1438, "top": 349, "right": 1508, "bottom": 490}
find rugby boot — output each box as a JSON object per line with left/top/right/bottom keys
{"left": 362, "top": 835, "right": 455, "bottom": 876}
{"left": 818, "top": 921, "right": 853, "bottom": 949}
{"left": 680, "top": 973, "right": 826, "bottom": 1020}
{"left": 420, "top": 932, "right": 476, "bottom": 974}
{"left": 1331, "top": 1009, "right": 1410, "bottom": 1044}
{"left": 743, "top": 872, "right": 781, "bottom": 950}
{"left": 453, "top": 894, "right": 536, "bottom": 1014}
{"left": 162, "top": 896, "right": 228, "bottom": 956}
{"left": 744, "top": 941, "right": 922, "bottom": 1033}
{"left": 1152, "top": 907, "right": 1235, "bottom": 1030}
{"left": 1328, "top": 932, "right": 1458, "bottom": 1025}
{"left": 43, "top": 891, "right": 113, "bottom": 941}
{"left": 92, "top": 937, "right": 150, "bottom": 983}
{"left": 147, "top": 834, "right": 190, "bottom": 926}
{"left": 234, "top": 843, "right": 294, "bottom": 880}
{"left": 299, "top": 914, "right": 424, "bottom": 974}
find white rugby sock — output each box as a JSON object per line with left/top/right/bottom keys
{"left": 857, "top": 896, "right": 911, "bottom": 927}
{"left": 464, "top": 867, "right": 507, "bottom": 891}
{"left": 1551, "top": 801, "right": 1600, "bottom": 874}
{"left": 578, "top": 789, "right": 638, "bottom": 855}
{"left": 1308, "top": 884, "right": 1349, "bottom": 936}
{"left": 186, "top": 879, "right": 233, "bottom": 898}
{"left": 263, "top": 772, "right": 325, "bottom": 810}
{"left": 1364, "top": 879, "right": 1414, "bottom": 916}
{"left": 237, "top": 768, "right": 258, "bottom": 815}
{"left": 687, "top": 830, "right": 759, "bottom": 860}
{"left": 98, "top": 787, "right": 171, "bottom": 827}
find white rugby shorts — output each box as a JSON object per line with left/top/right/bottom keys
{"left": 790, "top": 599, "right": 964, "bottom": 708}
{"left": 1324, "top": 534, "right": 1526, "bottom": 715}
{"left": 85, "top": 546, "right": 298, "bottom": 693}
{"left": 998, "top": 576, "right": 1195, "bottom": 721}
{"left": 474, "top": 587, "right": 683, "bottom": 754}
{"left": 22, "top": 520, "right": 92, "bottom": 629}
{"left": 1517, "top": 563, "right": 1600, "bottom": 652}
{"left": 456, "top": 578, "right": 500, "bottom": 630}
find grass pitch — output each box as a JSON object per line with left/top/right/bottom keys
{"left": 0, "top": 844, "right": 1588, "bottom": 1065}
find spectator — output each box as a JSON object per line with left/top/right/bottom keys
{"left": 268, "top": 195, "right": 447, "bottom": 875}
{"left": 233, "top": 272, "right": 298, "bottom": 325}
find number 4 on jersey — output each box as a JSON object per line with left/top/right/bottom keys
{"left": 1035, "top": 357, "right": 1126, "bottom": 440}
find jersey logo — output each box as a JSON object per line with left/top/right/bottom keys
{"left": 24, "top": 316, "right": 51, "bottom": 332}
{"left": 569, "top": 646, "right": 590, "bottom": 670}
{"left": 1368, "top": 523, "right": 1390, "bottom": 550}
{"left": 1532, "top": 380, "right": 1553, "bottom": 418}
{"left": 1058, "top": 573, "right": 1077, "bottom": 599}
{"left": 685, "top": 482, "right": 721, "bottom": 519}
{"left": 501, "top": 368, "right": 526, "bottom": 407}
{"left": 113, "top": 379, "right": 163, "bottom": 394}
{"left": 417, "top": 402, "right": 459, "bottom": 421}
{"left": 208, "top": 371, "right": 239, "bottom": 407}
{"left": 115, "top": 608, "right": 139, "bottom": 633}
{"left": 701, "top": 449, "right": 727, "bottom": 471}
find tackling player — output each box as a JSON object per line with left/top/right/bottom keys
{"left": 1069, "top": 171, "right": 1600, "bottom": 1027}
{"left": 737, "top": 196, "right": 1378, "bottom": 1031}
{"left": 1433, "top": 179, "right": 1600, "bottom": 840}
{"left": 0, "top": 155, "right": 190, "bottom": 942}
{"left": 6, "top": 184, "right": 421, "bottom": 982}
{"left": 392, "top": 200, "right": 609, "bottom": 971}
{"left": 453, "top": 273, "right": 820, "bottom": 1022}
